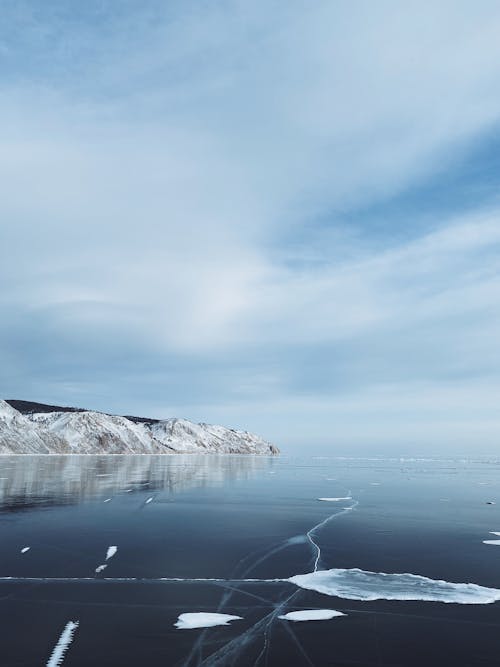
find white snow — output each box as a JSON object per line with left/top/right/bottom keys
{"left": 174, "top": 613, "right": 243, "bottom": 629}
{"left": 0, "top": 401, "right": 278, "bottom": 455}
{"left": 21, "top": 547, "right": 30, "bottom": 554}
{"left": 95, "top": 564, "right": 107, "bottom": 573}
{"left": 483, "top": 540, "right": 500, "bottom": 546}
{"left": 278, "top": 609, "right": 346, "bottom": 622}
{"left": 46, "top": 620, "right": 79, "bottom": 667}
{"left": 288, "top": 568, "right": 500, "bottom": 604}
{"left": 106, "top": 546, "right": 117, "bottom": 560}
{"left": 317, "top": 497, "right": 352, "bottom": 502}
{"left": 145, "top": 497, "right": 153, "bottom": 504}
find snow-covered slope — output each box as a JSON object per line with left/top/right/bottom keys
{"left": 0, "top": 400, "right": 278, "bottom": 455}
{"left": 0, "top": 401, "right": 69, "bottom": 454}
{"left": 151, "top": 419, "right": 279, "bottom": 454}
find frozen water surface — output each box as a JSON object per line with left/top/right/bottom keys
{"left": 0, "top": 454, "right": 499, "bottom": 666}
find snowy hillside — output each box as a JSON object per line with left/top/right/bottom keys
{"left": 0, "top": 401, "right": 279, "bottom": 455}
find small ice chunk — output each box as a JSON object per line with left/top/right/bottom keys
{"left": 174, "top": 613, "right": 243, "bottom": 629}
{"left": 317, "top": 497, "right": 352, "bottom": 502}
{"left": 278, "top": 609, "right": 346, "bottom": 622}
{"left": 106, "top": 546, "right": 117, "bottom": 561}
{"left": 95, "top": 564, "right": 107, "bottom": 573}
{"left": 145, "top": 497, "right": 153, "bottom": 504}
{"left": 103, "top": 498, "right": 111, "bottom": 503}
{"left": 489, "top": 532, "right": 500, "bottom": 536}
{"left": 483, "top": 540, "right": 500, "bottom": 546}
{"left": 21, "top": 547, "right": 30, "bottom": 554}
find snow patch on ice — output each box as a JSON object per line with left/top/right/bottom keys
{"left": 174, "top": 613, "right": 243, "bottom": 629}
{"left": 288, "top": 568, "right": 500, "bottom": 604}
{"left": 278, "top": 609, "right": 346, "bottom": 622}
{"left": 46, "top": 620, "right": 79, "bottom": 667}
{"left": 106, "top": 546, "right": 117, "bottom": 560}
{"left": 317, "top": 497, "right": 352, "bottom": 502}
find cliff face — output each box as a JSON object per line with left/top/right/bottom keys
{"left": 0, "top": 400, "right": 279, "bottom": 455}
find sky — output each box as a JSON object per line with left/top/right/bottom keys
{"left": 1, "top": 1, "right": 500, "bottom": 454}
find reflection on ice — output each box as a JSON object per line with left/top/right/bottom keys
{"left": 0, "top": 455, "right": 275, "bottom": 510}
{"left": 289, "top": 568, "right": 500, "bottom": 604}
{"left": 175, "top": 612, "right": 243, "bottom": 629}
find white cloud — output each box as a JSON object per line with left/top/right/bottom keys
{"left": 1, "top": 1, "right": 500, "bottom": 448}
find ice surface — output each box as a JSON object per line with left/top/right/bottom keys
{"left": 489, "top": 532, "right": 500, "bottom": 536}
{"left": 483, "top": 540, "right": 500, "bottom": 546}
{"left": 288, "top": 568, "right": 500, "bottom": 604}
{"left": 20, "top": 547, "right": 30, "bottom": 554}
{"left": 174, "top": 613, "right": 243, "bottom": 629}
{"left": 145, "top": 497, "right": 153, "bottom": 504}
{"left": 278, "top": 609, "right": 346, "bottom": 622}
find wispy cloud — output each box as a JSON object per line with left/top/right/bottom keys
{"left": 1, "top": 1, "right": 500, "bottom": 451}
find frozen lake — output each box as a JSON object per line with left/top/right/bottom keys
{"left": 0, "top": 454, "right": 499, "bottom": 665}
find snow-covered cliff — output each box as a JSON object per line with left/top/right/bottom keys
{"left": 0, "top": 400, "right": 279, "bottom": 455}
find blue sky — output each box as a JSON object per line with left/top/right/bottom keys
{"left": 1, "top": 1, "right": 500, "bottom": 453}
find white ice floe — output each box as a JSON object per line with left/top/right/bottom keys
{"left": 106, "top": 546, "right": 117, "bottom": 561}
{"left": 46, "top": 620, "right": 79, "bottom": 667}
{"left": 95, "top": 564, "right": 107, "bottom": 573}
{"left": 278, "top": 609, "right": 346, "bottom": 622}
{"left": 174, "top": 613, "right": 243, "bottom": 629}
{"left": 483, "top": 540, "right": 500, "bottom": 546}
{"left": 21, "top": 547, "right": 30, "bottom": 554}
{"left": 103, "top": 498, "right": 111, "bottom": 503}
{"left": 288, "top": 568, "right": 500, "bottom": 604}
{"left": 145, "top": 497, "right": 153, "bottom": 504}
{"left": 317, "top": 497, "right": 352, "bottom": 502}
{"left": 489, "top": 532, "right": 500, "bottom": 536}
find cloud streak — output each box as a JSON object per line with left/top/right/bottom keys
{"left": 1, "top": 1, "right": 500, "bottom": 451}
